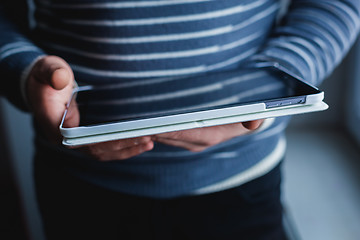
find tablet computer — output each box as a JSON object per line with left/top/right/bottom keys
{"left": 60, "top": 70, "right": 328, "bottom": 146}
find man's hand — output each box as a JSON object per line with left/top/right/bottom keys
{"left": 75, "top": 137, "right": 154, "bottom": 162}
{"left": 152, "top": 120, "right": 264, "bottom": 152}
{"left": 27, "top": 55, "right": 76, "bottom": 143}
{"left": 26, "top": 55, "right": 153, "bottom": 161}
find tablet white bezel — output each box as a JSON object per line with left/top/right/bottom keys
{"left": 60, "top": 72, "right": 327, "bottom": 146}
{"left": 60, "top": 90, "right": 323, "bottom": 137}
{"left": 62, "top": 101, "right": 328, "bottom": 146}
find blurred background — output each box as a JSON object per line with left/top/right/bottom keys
{"left": 1, "top": 38, "right": 360, "bottom": 240}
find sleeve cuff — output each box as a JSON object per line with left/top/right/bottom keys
{"left": 20, "top": 55, "right": 46, "bottom": 110}
{"left": 0, "top": 49, "right": 46, "bottom": 111}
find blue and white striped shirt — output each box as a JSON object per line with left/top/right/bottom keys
{"left": 1, "top": 0, "right": 359, "bottom": 198}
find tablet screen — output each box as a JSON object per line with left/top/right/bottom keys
{"left": 65, "top": 70, "right": 319, "bottom": 127}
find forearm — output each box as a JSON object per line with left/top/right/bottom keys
{"left": 249, "top": 0, "right": 360, "bottom": 86}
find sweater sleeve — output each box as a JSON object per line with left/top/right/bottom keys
{"left": 249, "top": 0, "right": 360, "bottom": 86}
{"left": 0, "top": 0, "right": 45, "bottom": 111}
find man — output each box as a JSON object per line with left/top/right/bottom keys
{"left": 1, "top": 0, "right": 359, "bottom": 239}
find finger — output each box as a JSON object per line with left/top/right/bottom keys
{"left": 41, "top": 88, "right": 73, "bottom": 129}
{"left": 242, "top": 119, "right": 264, "bottom": 130}
{"left": 155, "top": 123, "right": 244, "bottom": 144}
{"left": 32, "top": 56, "right": 73, "bottom": 90}
{"left": 154, "top": 128, "right": 204, "bottom": 143}
{"left": 52, "top": 68, "right": 72, "bottom": 90}
{"left": 62, "top": 96, "right": 80, "bottom": 128}
{"left": 73, "top": 136, "right": 153, "bottom": 152}
{"left": 94, "top": 141, "right": 154, "bottom": 161}
{"left": 154, "top": 123, "right": 249, "bottom": 149}
{"left": 215, "top": 123, "right": 251, "bottom": 139}
{"left": 154, "top": 137, "right": 206, "bottom": 152}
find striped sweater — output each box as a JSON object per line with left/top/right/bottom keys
{"left": 1, "top": 0, "right": 359, "bottom": 198}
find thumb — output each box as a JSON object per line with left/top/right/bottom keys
{"left": 32, "top": 55, "right": 73, "bottom": 90}
{"left": 27, "top": 56, "right": 76, "bottom": 143}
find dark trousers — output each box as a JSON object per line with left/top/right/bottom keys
{"left": 34, "top": 160, "right": 287, "bottom": 240}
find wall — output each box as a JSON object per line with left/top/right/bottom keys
{"left": 346, "top": 37, "right": 360, "bottom": 146}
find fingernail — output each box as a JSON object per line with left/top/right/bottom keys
{"left": 52, "top": 69, "right": 70, "bottom": 90}
{"left": 144, "top": 141, "right": 154, "bottom": 151}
